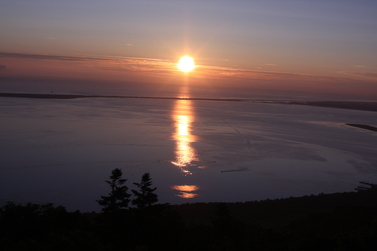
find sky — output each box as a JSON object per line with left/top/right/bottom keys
{"left": 1, "top": 0, "right": 377, "bottom": 99}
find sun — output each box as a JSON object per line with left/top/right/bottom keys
{"left": 178, "top": 56, "right": 195, "bottom": 72}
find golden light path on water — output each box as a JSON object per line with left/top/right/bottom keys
{"left": 170, "top": 98, "right": 199, "bottom": 174}
{"left": 171, "top": 185, "right": 200, "bottom": 199}
{"left": 170, "top": 89, "right": 201, "bottom": 198}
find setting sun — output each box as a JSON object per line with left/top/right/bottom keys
{"left": 178, "top": 56, "right": 195, "bottom": 72}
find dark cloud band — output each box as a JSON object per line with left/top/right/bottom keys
{"left": 0, "top": 52, "right": 109, "bottom": 62}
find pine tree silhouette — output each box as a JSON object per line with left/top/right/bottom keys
{"left": 131, "top": 173, "right": 158, "bottom": 209}
{"left": 97, "top": 168, "right": 130, "bottom": 214}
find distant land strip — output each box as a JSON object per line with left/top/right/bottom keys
{"left": 346, "top": 123, "right": 377, "bottom": 132}
{"left": 0, "top": 92, "right": 243, "bottom": 102}
{"left": 292, "top": 101, "right": 377, "bottom": 112}
{"left": 254, "top": 100, "right": 377, "bottom": 112}
{"left": 1, "top": 92, "right": 377, "bottom": 112}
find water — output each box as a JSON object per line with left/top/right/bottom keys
{"left": 1, "top": 88, "right": 377, "bottom": 212}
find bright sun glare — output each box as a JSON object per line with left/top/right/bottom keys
{"left": 178, "top": 56, "right": 195, "bottom": 72}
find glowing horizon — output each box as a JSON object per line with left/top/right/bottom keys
{"left": 1, "top": 1, "right": 376, "bottom": 99}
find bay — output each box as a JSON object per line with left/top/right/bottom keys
{"left": 1, "top": 96, "right": 376, "bottom": 211}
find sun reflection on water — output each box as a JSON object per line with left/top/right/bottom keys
{"left": 170, "top": 89, "right": 202, "bottom": 198}
{"left": 170, "top": 99, "right": 198, "bottom": 175}
{"left": 171, "top": 185, "right": 200, "bottom": 198}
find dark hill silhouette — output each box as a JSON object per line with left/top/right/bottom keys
{"left": 173, "top": 190, "right": 377, "bottom": 228}
{"left": 1, "top": 176, "right": 376, "bottom": 250}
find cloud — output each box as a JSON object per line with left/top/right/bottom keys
{"left": 355, "top": 65, "right": 366, "bottom": 68}
{"left": 0, "top": 52, "right": 174, "bottom": 74}
{"left": 339, "top": 71, "right": 377, "bottom": 79}
{"left": 0, "top": 65, "right": 6, "bottom": 71}
{"left": 0, "top": 52, "right": 110, "bottom": 62}
{"left": 199, "top": 64, "right": 315, "bottom": 80}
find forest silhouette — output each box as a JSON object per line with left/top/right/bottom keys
{"left": 1, "top": 169, "right": 377, "bottom": 250}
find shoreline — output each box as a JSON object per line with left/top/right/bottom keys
{"left": 0, "top": 92, "right": 244, "bottom": 102}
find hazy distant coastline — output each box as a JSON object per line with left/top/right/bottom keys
{"left": 0, "top": 92, "right": 243, "bottom": 102}
{"left": 1, "top": 92, "right": 377, "bottom": 112}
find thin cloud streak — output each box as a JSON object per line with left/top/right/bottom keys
{"left": 196, "top": 64, "right": 353, "bottom": 83}
{"left": 0, "top": 52, "right": 174, "bottom": 74}
{"left": 339, "top": 71, "right": 377, "bottom": 79}
{"left": 0, "top": 52, "right": 110, "bottom": 62}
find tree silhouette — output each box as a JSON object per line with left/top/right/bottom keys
{"left": 97, "top": 168, "right": 130, "bottom": 214}
{"left": 131, "top": 173, "right": 158, "bottom": 209}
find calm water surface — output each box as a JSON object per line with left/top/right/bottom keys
{"left": 1, "top": 93, "right": 376, "bottom": 211}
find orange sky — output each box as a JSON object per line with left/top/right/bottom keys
{"left": 1, "top": 1, "right": 376, "bottom": 99}
{"left": 1, "top": 52, "right": 376, "bottom": 99}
